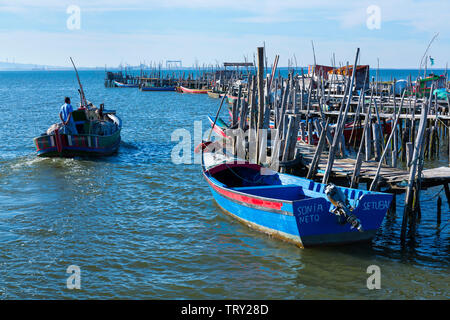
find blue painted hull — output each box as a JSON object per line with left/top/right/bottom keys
{"left": 140, "top": 86, "right": 176, "bottom": 91}
{"left": 202, "top": 150, "right": 392, "bottom": 248}
{"left": 114, "top": 81, "right": 138, "bottom": 88}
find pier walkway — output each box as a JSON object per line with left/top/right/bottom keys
{"left": 296, "top": 143, "right": 450, "bottom": 192}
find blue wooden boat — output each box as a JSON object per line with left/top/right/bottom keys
{"left": 33, "top": 108, "right": 122, "bottom": 158}
{"left": 200, "top": 142, "right": 392, "bottom": 248}
{"left": 114, "top": 80, "right": 138, "bottom": 88}
{"left": 140, "top": 86, "right": 176, "bottom": 92}
{"left": 207, "top": 115, "right": 231, "bottom": 139}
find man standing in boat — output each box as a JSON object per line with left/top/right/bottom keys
{"left": 59, "top": 97, "right": 78, "bottom": 134}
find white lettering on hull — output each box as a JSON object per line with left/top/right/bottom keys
{"left": 296, "top": 203, "right": 323, "bottom": 223}
{"left": 363, "top": 200, "right": 389, "bottom": 211}
{"left": 298, "top": 214, "right": 320, "bottom": 224}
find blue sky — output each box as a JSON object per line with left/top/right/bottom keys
{"left": 0, "top": 0, "right": 448, "bottom": 68}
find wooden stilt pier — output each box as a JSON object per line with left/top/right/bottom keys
{"left": 205, "top": 45, "right": 450, "bottom": 242}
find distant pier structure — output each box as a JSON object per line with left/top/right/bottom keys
{"left": 166, "top": 60, "right": 182, "bottom": 69}
{"left": 223, "top": 62, "right": 254, "bottom": 68}
{"left": 224, "top": 62, "right": 253, "bottom": 73}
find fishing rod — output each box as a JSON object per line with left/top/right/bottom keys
{"left": 418, "top": 32, "right": 439, "bottom": 79}
{"left": 70, "top": 57, "right": 87, "bottom": 107}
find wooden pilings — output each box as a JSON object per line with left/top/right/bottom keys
{"left": 256, "top": 47, "right": 265, "bottom": 164}
{"left": 401, "top": 86, "right": 432, "bottom": 241}
{"left": 322, "top": 48, "right": 360, "bottom": 184}
{"left": 216, "top": 46, "right": 450, "bottom": 244}
{"left": 306, "top": 118, "right": 330, "bottom": 179}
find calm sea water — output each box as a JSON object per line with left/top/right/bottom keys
{"left": 0, "top": 70, "right": 448, "bottom": 299}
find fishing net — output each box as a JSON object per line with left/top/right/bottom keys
{"left": 91, "top": 120, "right": 116, "bottom": 136}
{"left": 46, "top": 123, "right": 63, "bottom": 135}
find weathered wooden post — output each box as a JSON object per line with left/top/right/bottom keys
{"left": 277, "top": 75, "right": 291, "bottom": 137}
{"left": 306, "top": 78, "right": 313, "bottom": 141}
{"left": 292, "top": 81, "right": 298, "bottom": 113}
{"left": 437, "top": 196, "right": 442, "bottom": 225}
{"left": 369, "top": 91, "right": 405, "bottom": 191}
{"left": 349, "top": 72, "right": 367, "bottom": 145}
{"left": 406, "top": 142, "right": 413, "bottom": 168}
{"left": 365, "top": 118, "right": 372, "bottom": 161}
{"left": 444, "top": 184, "right": 450, "bottom": 207}
{"left": 401, "top": 85, "right": 432, "bottom": 241}
{"left": 401, "top": 128, "right": 408, "bottom": 162}
{"left": 236, "top": 83, "right": 242, "bottom": 115}
{"left": 256, "top": 46, "right": 265, "bottom": 164}
{"left": 237, "top": 99, "right": 249, "bottom": 156}
{"left": 389, "top": 194, "right": 397, "bottom": 215}
{"left": 307, "top": 118, "right": 330, "bottom": 180}
{"left": 307, "top": 120, "right": 313, "bottom": 145}
{"left": 300, "top": 121, "right": 306, "bottom": 142}
{"left": 300, "top": 68, "right": 305, "bottom": 111}
{"left": 372, "top": 123, "right": 381, "bottom": 161}
{"left": 392, "top": 114, "right": 399, "bottom": 168}
{"left": 281, "top": 115, "right": 297, "bottom": 172}
{"left": 373, "top": 99, "right": 386, "bottom": 161}
{"left": 231, "top": 100, "right": 238, "bottom": 127}
{"left": 322, "top": 48, "right": 360, "bottom": 184}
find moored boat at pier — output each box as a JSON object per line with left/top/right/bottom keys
{"left": 179, "top": 86, "right": 211, "bottom": 94}
{"left": 207, "top": 91, "right": 223, "bottom": 99}
{"left": 199, "top": 141, "right": 392, "bottom": 248}
{"left": 140, "top": 85, "right": 176, "bottom": 91}
{"left": 114, "top": 80, "right": 139, "bottom": 88}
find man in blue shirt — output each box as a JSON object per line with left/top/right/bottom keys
{"left": 59, "top": 97, "right": 78, "bottom": 134}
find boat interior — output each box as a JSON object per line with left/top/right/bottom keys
{"left": 72, "top": 109, "right": 91, "bottom": 134}
{"left": 71, "top": 109, "right": 120, "bottom": 136}
{"left": 208, "top": 164, "right": 309, "bottom": 201}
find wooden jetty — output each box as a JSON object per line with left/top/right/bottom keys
{"left": 207, "top": 45, "right": 450, "bottom": 243}
{"left": 104, "top": 61, "right": 254, "bottom": 92}
{"left": 296, "top": 143, "right": 450, "bottom": 192}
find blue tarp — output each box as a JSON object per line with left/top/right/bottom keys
{"left": 433, "top": 88, "right": 449, "bottom": 100}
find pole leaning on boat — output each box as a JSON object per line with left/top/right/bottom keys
{"left": 207, "top": 85, "right": 234, "bottom": 141}
{"left": 70, "top": 57, "right": 88, "bottom": 107}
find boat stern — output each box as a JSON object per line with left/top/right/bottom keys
{"left": 292, "top": 192, "right": 392, "bottom": 247}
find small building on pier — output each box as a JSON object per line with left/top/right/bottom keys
{"left": 328, "top": 65, "right": 370, "bottom": 91}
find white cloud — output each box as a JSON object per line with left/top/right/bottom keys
{"left": 336, "top": 0, "right": 450, "bottom": 31}
{"left": 1, "top": 0, "right": 449, "bottom": 31}
{"left": 0, "top": 0, "right": 449, "bottom": 68}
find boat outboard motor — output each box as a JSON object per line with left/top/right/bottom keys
{"left": 324, "top": 184, "right": 363, "bottom": 232}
